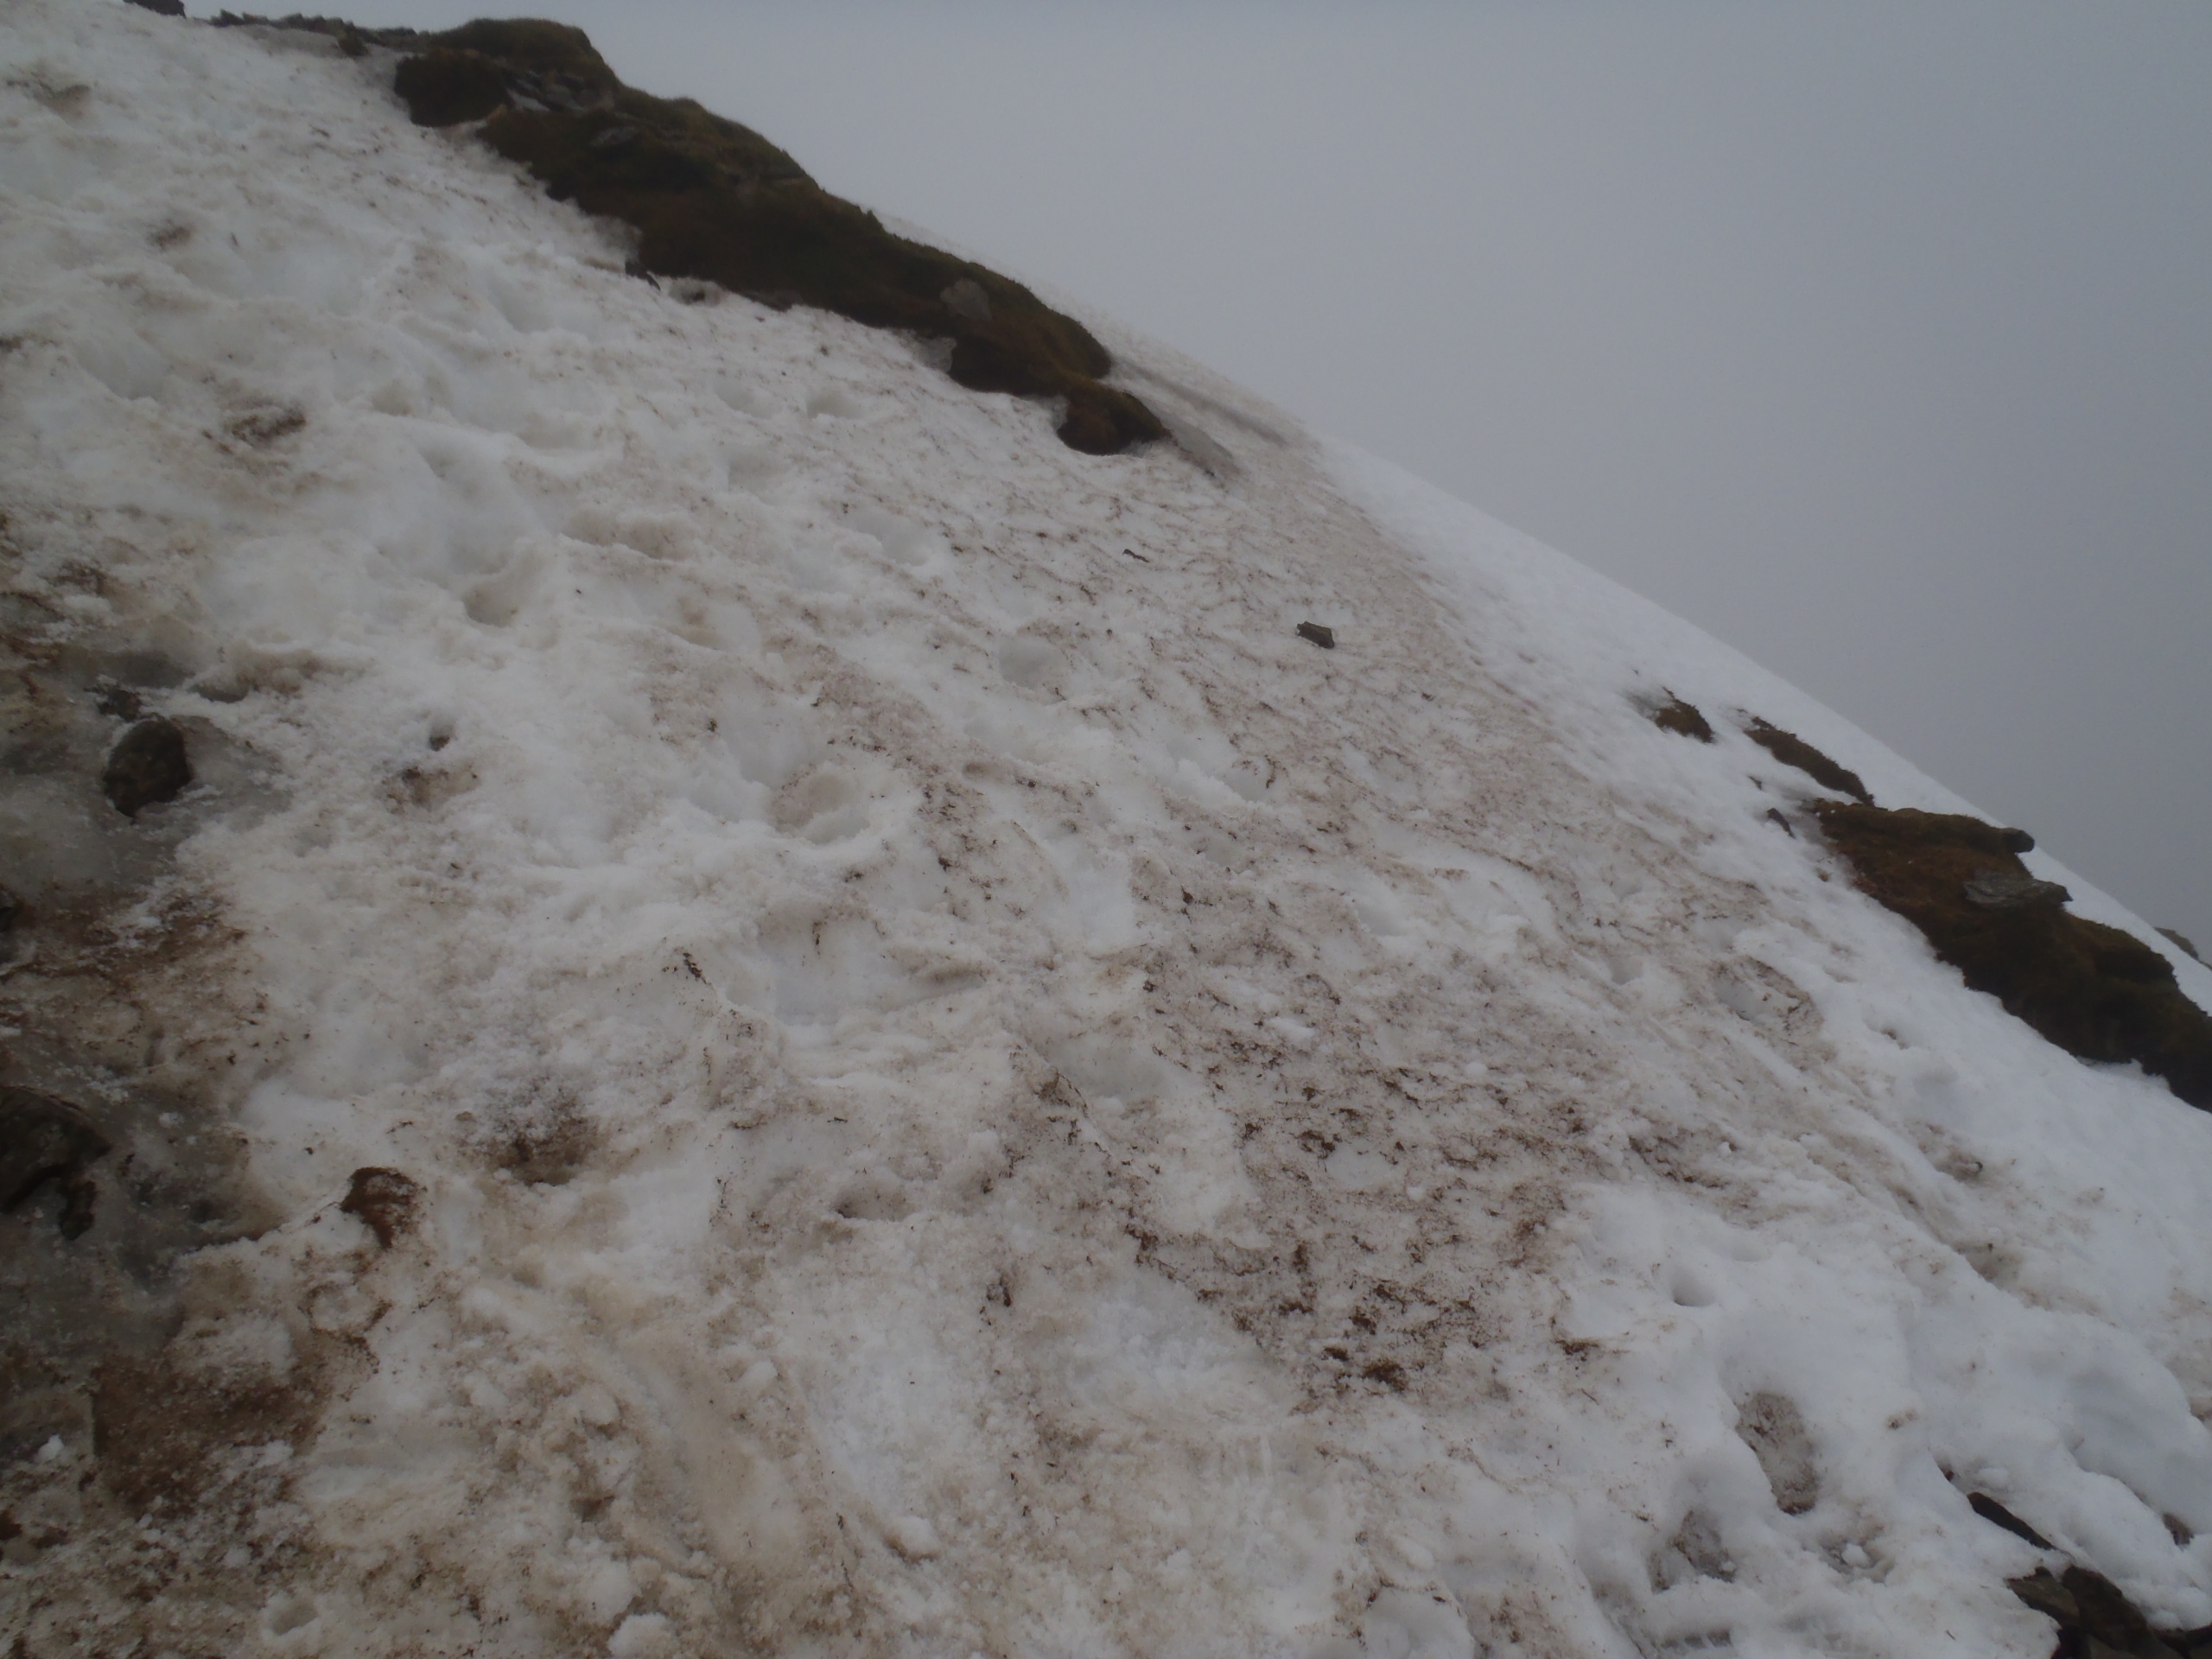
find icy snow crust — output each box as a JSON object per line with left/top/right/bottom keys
{"left": 5, "top": 4, "right": 2212, "bottom": 1655}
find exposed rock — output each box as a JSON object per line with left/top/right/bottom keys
{"left": 0, "top": 883, "right": 16, "bottom": 932}
{"left": 1817, "top": 803, "right": 2212, "bottom": 1109}
{"left": 125, "top": 0, "right": 185, "bottom": 15}
{"left": 2010, "top": 1567, "right": 2081, "bottom": 1627}
{"left": 101, "top": 715, "right": 192, "bottom": 818}
{"left": 2005, "top": 1565, "right": 2209, "bottom": 1659}
{"left": 1296, "top": 621, "right": 1336, "bottom": 650}
{"left": 2159, "top": 928, "right": 2205, "bottom": 965}
{"left": 1650, "top": 695, "right": 1714, "bottom": 742}
{"left": 1970, "top": 1491, "right": 2055, "bottom": 1549}
{"left": 940, "top": 277, "right": 992, "bottom": 322}
{"left": 389, "top": 22, "right": 1165, "bottom": 456}
{"left": 1744, "top": 716, "right": 1872, "bottom": 804}
{"left": 1965, "top": 869, "right": 2073, "bottom": 912}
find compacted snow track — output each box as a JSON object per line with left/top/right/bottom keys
{"left": 5, "top": 6, "right": 2212, "bottom": 1656}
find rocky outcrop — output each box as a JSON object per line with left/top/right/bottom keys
{"left": 1817, "top": 803, "right": 2212, "bottom": 1109}
{"left": 378, "top": 20, "right": 1166, "bottom": 456}
{"left": 1744, "top": 715, "right": 1872, "bottom": 804}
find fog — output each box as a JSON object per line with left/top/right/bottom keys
{"left": 320, "top": 0, "right": 2212, "bottom": 949}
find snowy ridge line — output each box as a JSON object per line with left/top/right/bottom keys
{"left": 3, "top": 5, "right": 2212, "bottom": 1657}
{"left": 1319, "top": 442, "right": 2212, "bottom": 1002}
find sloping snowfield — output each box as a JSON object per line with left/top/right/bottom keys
{"left": 6, "top": 5, "right": 2212, "bottom": 1656}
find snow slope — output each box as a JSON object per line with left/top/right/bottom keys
{"left": 5, "top": 4, "right": 2212, "bottom": 1656}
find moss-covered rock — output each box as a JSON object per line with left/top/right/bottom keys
{"left": 389, "top": 21, "right": 1165, "bottom": 456}
{"left": 1817, "top": 803, "right": 2212, "bottom": 1109}
{"left": 1650, "top": 696, "right": 1714, "bottom": 742}
{"left": 1745, "top": 717, "right": 1871, "bottom": 804}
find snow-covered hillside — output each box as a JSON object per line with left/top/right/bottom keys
{"left": 6, "top": 5, "right": 2212, "bottom": 1656}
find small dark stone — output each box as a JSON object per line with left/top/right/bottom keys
{"left": 125, "top": 0, "right": 187, "bottom": 16}
{"left": 1970, "top": 1491, "right": 2055, "bottom": 1549}
{"left": 339, "top": 1166, "right": 419, "bottom": 1248}
{"left": 1296, "top": 622, "right": 1336, "bottom": 650}
{"left": 1651, "top": 696, "right": 1714, "bottom": 742}
{"left": 0, "top": 1087, "right": 111, "bottom": 1240}
{"left": 102, "top": 715, "right": 193, "bottom": 818}
{"left": 1764, "top": 807, "right": 1796, "bottom": 837}
{"left": 1963, "top": 869, "right": 2073, "bottom": 912}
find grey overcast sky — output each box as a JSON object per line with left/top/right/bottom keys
{"left": 319, "top": 0, "right": 2212, "bottom": 948}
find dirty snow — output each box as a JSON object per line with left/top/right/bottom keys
{"left": 4, "top": 4, "right": 2212, "bottom": 1656}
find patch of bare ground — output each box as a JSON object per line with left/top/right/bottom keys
{"left": 0, "top": 597, "right": 347, "bottom": 1654}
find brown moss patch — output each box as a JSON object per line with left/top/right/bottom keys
{"left": 1816, "top": 803, "right": 2212, "bottom": 1109}
{"left": 386, "top": 21, "right": 1165, "bottom": 456}
{"left": 1745, "top": 717, "right": 1872, "bottom": 804}
{"left": 1649, "top": 695, "right": 1715, "bottom": 742}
